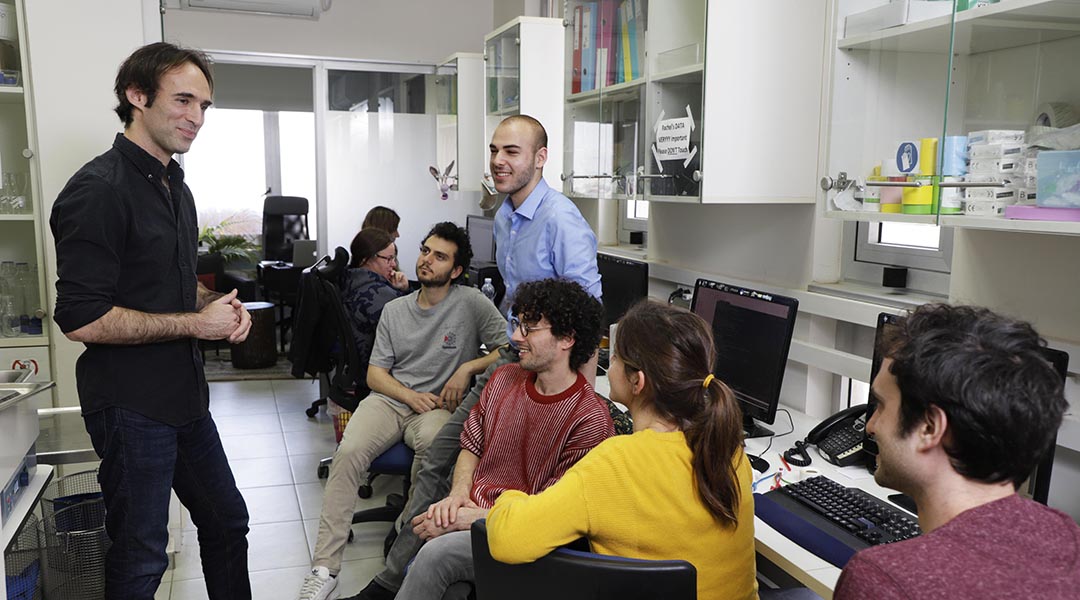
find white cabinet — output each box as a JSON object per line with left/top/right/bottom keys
{"left": 0, "top": 0, "right": 49, "bottom": 356}
{"left": 562, "top": 0, "right": 827, "bottom": 205}
{"left": 484, "top": 17, "right": 565, "bottom": 183}
{"left": 434, "top": 53, "right": 485, "bottom": 193}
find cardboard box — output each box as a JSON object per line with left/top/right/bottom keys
{"left": 1036, "top": 150, "right": 1080, "bottom": 208}
{"left": 845, "top": 1, "right": 954, "bottom": 38}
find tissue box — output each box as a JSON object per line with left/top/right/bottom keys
{"left": 1036, "top": 150, "right": 1080, "bottom": 208}
{"left": 845, "top": 1, "right": 954, "bottom": 37}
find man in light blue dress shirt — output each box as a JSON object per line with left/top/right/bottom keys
{"left": 490, "top": 114, "right": 602, "bottom": 311}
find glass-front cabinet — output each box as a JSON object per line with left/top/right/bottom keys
{"left": 564, "top": 0, "right": 827, "bottom": 206}
{"left": 823, "top": 0, "right": 1080, "bottom": 235}
{"left": 484, "top": 17, "right": 565, "bottom": 189}
{"left": 434, "top": 53, "right": 484, "bottom": 193}
{"left": 0, "top": 0, "right": 49, "bottom": 355}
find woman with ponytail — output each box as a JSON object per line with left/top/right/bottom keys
{"left": 486, "top": 301, "right": 757, "bottom": 599}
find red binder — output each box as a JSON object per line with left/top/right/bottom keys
{"left": 572, "top": 5, "right": 583, "bottom": 94}
{"left": 599, "top": 0, "right": 617, "bottom": 87}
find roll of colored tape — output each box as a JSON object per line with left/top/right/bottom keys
{"left": 919, "top": 138, "right": 938, "bottom": 176}
{"left": 942, "top": 136, "right": 968, "bottom": 176}
{"left": 1034, "top": 102, "right": 1079, "bottom": 128}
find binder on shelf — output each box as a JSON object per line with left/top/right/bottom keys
{"left": 619, "top": 3, "right": 631, "bottom": 83}
{"left": 572, "top": 5, "right": 583, "bottom": 94}
{"left": 582, "top": 2, "right": 597, "bottom": 92}
{"left": 599, "top": 0, "right": 617, "bottom": 87}
{"left": 629, "top": 0, "right": 643, "bottom": 81}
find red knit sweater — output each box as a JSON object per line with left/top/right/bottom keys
{"left": 461, "top": 363, "right": 615, "bottom": 508}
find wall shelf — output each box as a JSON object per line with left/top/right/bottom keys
{"left": 0, "top": 335, "right": 49, "bottom": 348}
{"left": 838, "top": 0, "right": 1080, "bottom": 55}
{"left": 0, "top": 86, "right": 24, "bottom": 104}
{"left": 0, "top": 214, "right": 34, "bottom": 221}
{"left": 940, "top": 214, "right": 1080, "bottom": 236}
{"left": 824, "top": 210, "right": 937, "bottom": 224}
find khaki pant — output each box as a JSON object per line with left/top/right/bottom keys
{"left": 312, "top": 393, "right": 450, "bottom": 573}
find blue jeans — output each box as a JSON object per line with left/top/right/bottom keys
{"left": 85, "top": 407, "right": 251, "bottom": 600}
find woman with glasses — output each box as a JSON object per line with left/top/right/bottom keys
{"left": 330, "top": 227, "right": 411, "bottom": 441}
{"left": 485, "top": 301, "right": 758, "bottom": 600}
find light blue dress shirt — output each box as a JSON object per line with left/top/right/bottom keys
{"left": 494, "top": 178, "right": 602, "bottom": 316}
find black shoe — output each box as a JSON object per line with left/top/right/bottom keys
{"left": 340, "top": 580, "right": 397, "bottom": 600}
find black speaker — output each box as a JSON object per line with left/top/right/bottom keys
{"left": 882, "top": 266, "right": 908, "bottom": 289}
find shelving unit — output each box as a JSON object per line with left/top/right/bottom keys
{"left": 825, "top": 210, "right": 937, "bottom": 224}
{"left": 838, "top": 0, "right": 1080, "bottom": 54}
{"left": 823, "top": 0, "right": 1080, "bottom": 236}
{"left": 0, "top": 0, "right": 53, "bottom": 372}
{"left": 483, "top": 17, "right": 565, "bottom": 184}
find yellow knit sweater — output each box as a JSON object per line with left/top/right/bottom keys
{"left": 487, "top": 429, "right": 758, "bottom": 600}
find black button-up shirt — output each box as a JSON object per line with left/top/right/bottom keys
{"left": 50, "top": 134, "right": 208, "bottom": 426}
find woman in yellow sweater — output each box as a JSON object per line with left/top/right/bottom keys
{"left": 486, "top": 301, "right": 757, "bottom": 600}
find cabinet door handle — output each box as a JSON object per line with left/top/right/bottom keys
{"left": 22, "top": 149, "right": 33, "bottom": 159}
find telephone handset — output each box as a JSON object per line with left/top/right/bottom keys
{"left": 784, "top": 405, "right": 869, "bottom": 468}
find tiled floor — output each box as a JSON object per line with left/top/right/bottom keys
{"left": 156, "top": 378, "right": 399, "bottom": 600}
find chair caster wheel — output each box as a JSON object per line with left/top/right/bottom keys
{"left": 357, "top": 484, "right": 373, "bottom": 499}
{"left": 317, "top": 465, "right": 330, "bottom": 479}
{"left": 305, "top": 406, "right": 319, "bottom": 418}
{"left": 348, "top": 529, "right": 354, "bottom": 543}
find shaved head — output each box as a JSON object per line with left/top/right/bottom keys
{"left": 499, "top": 114, "right": 547, "bottom": 152}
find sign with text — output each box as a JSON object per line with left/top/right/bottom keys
{"left": 651, "top": 105, "right": 698, "bottom": 172}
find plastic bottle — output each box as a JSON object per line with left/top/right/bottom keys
{"left": 481, "top": 277, "right": 496, "bottom": 303}
{"left": 27, "top": 263, "right": 41, "bottom": 334}
{"left": 0, "top": 295, "right": 16, "bottom": 337}
{"left": 14, "top": 262, "right": 28, "bottom": 333}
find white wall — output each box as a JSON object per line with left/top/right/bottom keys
{"left": 25, "top": 0, "right": 158, "bottom": 407}
{"left": 163, "top": 0, "right": 494, "bottom": 63}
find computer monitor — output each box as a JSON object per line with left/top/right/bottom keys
{"left": 467, "top": 215, "right": 496, "bottom": 264}
{"left": 865, "top": 311, "right": 1068, "bottom": 505}
{"left": 597, "top": 253, "right": 649, "bottom": 327}
{"left": 690, "top": 278, "right": 799, "bottom": 438}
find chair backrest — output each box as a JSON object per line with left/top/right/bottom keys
{"left": 471, "top": 520, "right": 697, "bottom": 600}
{"left": 263, "top": 195, "right": 309, "bottom": 262}
{"left": 315, "top": 247, "right": 370, "bottom": 411}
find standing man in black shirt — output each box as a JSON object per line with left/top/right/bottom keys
{"left": 50, "top": 43, "right": 253, "bottom": 600}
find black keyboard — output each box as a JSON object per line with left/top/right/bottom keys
{"left": 765, "top": 476, "right": 920, "bottom": 550}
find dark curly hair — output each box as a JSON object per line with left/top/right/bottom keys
{"left": 114, "top": 42, "right": 214, "bottom": 127}
{"left": 512, "top": 278, "right": 604, "bottom": 371}
{"left": 423, "top": 221, "right": 472, "bottom": 281}
{"left": 880, "top": 303, "right": 1067, "bottom": 488}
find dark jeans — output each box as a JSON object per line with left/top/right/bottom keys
{"left": 85, "top": 407, "right": 251, "bottom": 600}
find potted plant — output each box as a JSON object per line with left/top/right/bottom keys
{"left": 197, "top": 214, "right": 259, "bottom": 291}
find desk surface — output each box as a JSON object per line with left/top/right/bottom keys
{"left": 592, "top": 375, "right": 904, "bottom": 599}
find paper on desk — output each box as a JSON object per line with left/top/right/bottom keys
{"left": 831, "top": 464, "right": 876, "bottom": 481}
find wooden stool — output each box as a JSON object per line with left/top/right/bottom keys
{"left": 231, "top": 301, "right": 277, "bottom": 369}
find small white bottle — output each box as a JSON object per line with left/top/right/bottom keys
{"left": 480, "top": 277, "right": 496, "bottom": 303}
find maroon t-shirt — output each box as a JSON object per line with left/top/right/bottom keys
{"left": 835, "top": 494, "right": 1080, "bottom": 599}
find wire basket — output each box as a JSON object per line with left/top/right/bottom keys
{"left": 4, "top": 512, "right": 44, "bottom": 600}
{"left": 38, "top": 469, "right": 109, "bottom": 600}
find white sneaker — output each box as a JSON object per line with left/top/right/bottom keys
{"left": 298, "top": 566, "right": 339, "bottom": 600}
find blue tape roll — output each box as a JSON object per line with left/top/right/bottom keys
{"left": 942, "top": 136, "right": 968, "bottom": 176}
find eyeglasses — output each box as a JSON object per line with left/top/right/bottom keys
{"left": 510, "top": 316, "right": 552, "bottom": 338}
{"left": 374, "top": 253, "right": 396, "bottom": 264}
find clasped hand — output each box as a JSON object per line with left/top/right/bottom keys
{"left": 411, "top": 494, "right": 483, "bottom": 540}
{"left": 198, "top": 289, "right": 252, "bottom": 343}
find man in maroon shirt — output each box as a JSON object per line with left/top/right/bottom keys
{"left": 834, "top": 304, "right": 1080, "bottom": 599}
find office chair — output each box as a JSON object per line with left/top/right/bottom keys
{"left": 471, "top": 519, "right": 697, "bottom": 600}
{"left": 261, "top": 195, "right": 309, "bottom": 352}
{"left": 287, "top": 246, "right": 415, "bottom": 555}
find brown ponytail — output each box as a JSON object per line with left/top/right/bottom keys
{"left": 614, "top": 302, "right": 745, "bottom": 526}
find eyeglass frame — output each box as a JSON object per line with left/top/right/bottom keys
{"left": 374, "top": 253, "right": 397, "bottom": 264}
{"left": 510, "top": 315, "right": 552, "bottom": 338}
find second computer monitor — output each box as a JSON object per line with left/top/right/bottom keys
{"left": 597, "top": 253, "right": 649, "bottom": 327}
{"left": 466, "top": 215, "right": 496, "bottom": 264}
{"left": 691, "top": 278, "right": 799, "bottom": 438}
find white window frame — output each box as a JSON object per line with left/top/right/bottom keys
{"left": 617, "top": 198, "right": 648, "bottom": 243}
{"left": 842, "top": 221, "right": 953, "bottom": 296}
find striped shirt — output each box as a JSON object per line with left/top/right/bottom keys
{"left": 461, "top": 363, "right": 614, "bottom": 508}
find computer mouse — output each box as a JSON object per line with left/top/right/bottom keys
{"left": 748, "top": 454, "right": 770, "bottom": 473}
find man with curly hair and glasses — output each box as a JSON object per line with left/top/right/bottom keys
{"left": 392, "top": 278, "right": 614, "bottom": 600}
